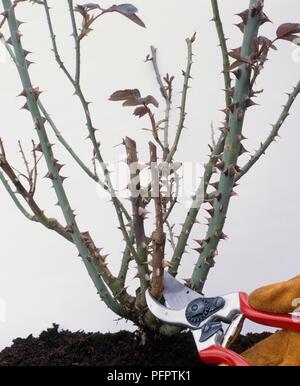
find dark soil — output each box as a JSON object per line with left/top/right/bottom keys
{"left": 0, "top": 324, "right": 271, "bottom": 366}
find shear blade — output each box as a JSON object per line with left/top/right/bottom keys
{"left": 163, "top": 271, "right": 201, "bottom": 309}
{"left": 145, "top": 290, "right": 189, "bottom": 327}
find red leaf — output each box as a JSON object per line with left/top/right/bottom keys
{"left": 133, "top": 106, "right": 148, "bottom": 118}
{"left": 281, "top": 34, "right": 300, "bottom": 45}
{"left": 109, "top": 4, "right": 146, "bottom": 28}
{"left": 228, "top": 48, "right": 252, "bottom": 65}
{"left": 276, "top": 23, "right": 300, "bottom": 39}
{"left": 109, "top": 89, "right": 141, "bottom": 101}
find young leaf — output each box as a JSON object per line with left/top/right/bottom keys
{"left": 81, "top": 3, "right": 101, "bottom": 11}
{"left": 109, "top": 89, "right": 159, "bottom": 108}
{"left": 258, "top": 36, "right": 277, "bottom": 50}
{"left": 281, "top": 34, "right": 300, "bottom": 45}
{"left": 108, "top": 3, "right": 146, "bottom": 28}
{"left": 114, "top": 4, "right": 138, "bottom": 13}
{"left": 276, "top": 23, "right": 300, "bottom": 39}
{"left": 133, "top": 106, "right": 148, "bottom": 118}
{"left": 109, "top": 89, "right": 141, "bottom": 102}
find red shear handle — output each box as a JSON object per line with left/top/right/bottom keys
{"left": 199, "top": 346, "right": 251, "bottom": 366}
{"left": 239, "top": 292, "right": 300, "bottom": 332}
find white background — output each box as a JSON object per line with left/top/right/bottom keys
{"left": 0, "top": 0, "right": 300, "bottom": 350}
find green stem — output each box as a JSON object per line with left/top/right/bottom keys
{"left": 211, "top": 0, "right": 232, "bottom": 107}
{"left": 168, "top": 37, "right": 194, "bottom": 162}
{"left": 2, "top": 0, "right": 125, "bottom": 316}
{"left": 150, "top": 46, "right": 171, "bottom": 158}
{"left": 43, "top": 1, "right": 131, "bottom": 227}
{"left": 168, "top": 136, "right": 225, "bottom": 275}
{"left": 118, "top": 230, "right": 134, "bottom": 285}
{"left": 38, "top": 100, "right": 105, "bottom": 186}
{"left": 0, "top": 169, "right": 34, "bottom": 221}
{"left": 191, "top": 0, "right": 264, "bottom": 292}
{"left": 67, "top": 0, "right": 80, "bottom": 84}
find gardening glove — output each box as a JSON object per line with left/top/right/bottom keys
{"left": 241, "top": 276, "right": 300, "bottom": 366}
{"left": 248, "top": 275, "right": 300, "bottom": 314}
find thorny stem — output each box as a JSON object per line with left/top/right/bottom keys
{"left": 67, "top": 0, "right": 81, "bottom": 85}
{"left": 0, "top": 145, "right": 73, "bottom": 242}
{"left": 141, "top": 37, "right": 194, "bottom": 221}
{"left": 0, "top": 0, "right": 298, "bottom": 335}
{"left": 163, "top": 170, "right": 180, "bottom": 224}
{"left": 43, "top": 3, "right": 138, "bottom": 290}
{"left": 211, "top": 0, "right": 232, "bottom": 108}
{"left": 43, "top": 1, "right": 132, "bottom": 229}
{"left": 0, "top": 32, "right": 110, "bottom": 192}
{"left": 166, "top": 221, "right": 176, "bottom": 251}
{"left": 1, "top": 143, "right": 136, "bottom": 311}
{"left": 150, "top": 46, "right": 172, "bottom": 160}
{"left": 18, "top": 141, "right": 30, "bottom": 183}
{"left": 0, "top": 168, "right": 34, "bottom": 221}
{"left": 144, "top": 104, "right": 164, "bottom": 152}
{"left": 191, "top": 0, "right": 265, "bottom": 292}
{"left": 2, "top": 0, "right": 129, "bottom": 316}
{"left": 168, "top": 36, "right": 194, "bottom": 162}
{"left": 168, "top": 136, "right": 225, "bottom": 276}
{"left": 166, "top": 12, "right": 230, "bottom": 275}
{"left": 37, "top": 100, "right": 106, "bottom": 187}
{"left": 118, "top": 229, "right": 134, "bottom": 285}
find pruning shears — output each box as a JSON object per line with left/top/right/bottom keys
{"left": 146, "top": 272, "right": 300, "bottom": 366}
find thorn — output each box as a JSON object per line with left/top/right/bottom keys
{"left": 183, "top": 279, "right": 192, "bottom": 288}
{"left": 215, "top": 192, "right": 222, "bottom": 202}
{"left": 216, "top": 161, "right": 225, "bottom": 171}
{"left": 32, "top": 86, "right": 42, "bottom": 99}
{"left": 15, "top": 30, "right": 22, "bottom": 42}
{"left": 219, "top": 127, "right": 229, "bottom": 136}
{"left": 237, "top": 110, "right": 245, "bottom": 120}
{"left": 205, "top": 208, "right": 215, "bottom": 217}
{"left": 224, "top": 87, "right": 235, "bottom": 96}
{"left": 16, "top": 19, "right": 24, "bottom": 28}
{"left": 209, "top": 182, "right": 219, "bottom": 190}
{"left": 232, "top": 68, "right": 241, "bottom": 79}
{"left": 34, "top": 143, "right": 42, "bottom": 152}
{"left": 205, "top": 199, "right": 214, "bottom": 207}
{"left": 25, "top": 60, "right": 34, "bottom": 68}
{"left": 21, "top": 102, "right": 29, "bottom": 111}
{"left": 234, "top": 22, "right": 245, "bottom": 33}
{"left": 17, "top": 89, "right": 26, "bottom": 98}
{"left": 44, "top": 172, "right": 54, "bottom": 180}
{"left": 193, "top": 247, "right": 204, "bottom": 254}
{"left": 220, "top": 107, "right": 230, "bottom": 117}
{"left": 224, "top": 165, "right": 238, "bottom": 177}
{"left": 23, "top": 49, "right": 32, "bottom": 57}
{"left": 245, "top": 97, "right": 258, "bottom": 108}
{"left": 239, "top": 144, "right": 249, "bottom": 156}
{"left": 238, "top": 134, "right": 247, "bottom": 141}
{"left": 65, "top": 225, "right": 74, "bottom": 233}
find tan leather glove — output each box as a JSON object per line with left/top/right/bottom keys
{"left": 241, "top": 276, "right": 300, "bottom": 366}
